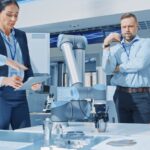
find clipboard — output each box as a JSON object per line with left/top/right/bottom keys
{"left": 15, "top": 76, "right": 50, "bottom": 91}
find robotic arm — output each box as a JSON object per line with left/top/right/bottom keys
{"left": 48, "top": 34, "right": 108, "bottom": 130}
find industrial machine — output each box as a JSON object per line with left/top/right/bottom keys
{"left": 45, "top": 34, "right": 108, "bottom": 131}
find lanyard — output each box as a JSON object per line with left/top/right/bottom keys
{"left": 121, "top": 43, "right": 131, "bottom": 59}
{"left": 121, "top": 39, "right": 139, "bottom": 60}
{"left": 1, "top": 33, "right": 17, "bottom": 60}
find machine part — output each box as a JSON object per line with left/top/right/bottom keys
{"left": 94, "top": 104, "right": 109, "bottom": 132}
{"left": 72, "top": 85, "right": 106, "bottom": 100}
{"left": 57, "top": 34, "right": 87, "bottom": 87}
{"left": 55, "top": 85, "right": 106, "bottom": 101}
{"left": 53, "top": 124, "right": 63, "bottom": 139}
{"left": 43, "top": 94, "right": 54, "bottom": 113}
{"left": 43, "top": 118, "right": 53, "bottom": 147}
{"left": 50, "top": 34, "right": 107, "bottom": 123}
{"left": 96, "top": 118, "right": 107, "bottom": 132}
{"left": 51, "top": 100, "right": 91, "bottom": 122}
{"left": 61, "top": 42, "right": 82, "bottom": 86}
{"left": 74, "top": 48, "right": 85, "bottom": 85}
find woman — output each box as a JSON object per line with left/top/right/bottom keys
{"left": 0, "top": 0, "right": 40, "bottom": 130}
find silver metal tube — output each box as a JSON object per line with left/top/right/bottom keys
{"left": 74, "top": 49, "right": 85, "bottom": 86}
{"left": 61, "top": 42, "right": 82, "bottom": 86}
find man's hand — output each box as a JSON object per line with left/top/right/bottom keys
{"left": 103, "top": 33, "right": 121, "bottom": 49}
{"left": 114, "top": 65, "right": 120, "bottom": 73}
{"left": 2, "top": 75, "right": 23, "bottom": 89}
{"left": 6, "top": 59, "right": 28, "bottom": 71}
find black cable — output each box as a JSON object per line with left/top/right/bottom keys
{"left": 78, "top": 100, "right": 88, "bottom": 119}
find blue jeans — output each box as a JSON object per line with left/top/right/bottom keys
{"left": 113, "top": 89, "right": 150, "bottom": 123}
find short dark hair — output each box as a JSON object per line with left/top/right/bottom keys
{"left": 120, "top": 13, "right": 138, "bottom": 23}
{"left": 0, "top": 0, "right": 19, "bottom": 12}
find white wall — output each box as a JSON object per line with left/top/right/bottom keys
{"left": 26, "top": 33, "right": 50, "bottom": 74}
{"left": 16, "top": 0, "right": 150, "bottom": 28}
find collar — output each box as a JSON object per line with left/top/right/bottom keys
{"left": 11, "top": 28, "right": 15, "bottom": 37}
{"left": 0, "top": 28, "right": 15, "bottom": 38}
{"left": 121, "top": 35, "right": 140, "bottom": 45}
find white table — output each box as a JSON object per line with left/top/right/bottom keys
{"left": 15, "top": 122, "right": 150, "bottom": 150}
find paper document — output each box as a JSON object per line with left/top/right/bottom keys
{"left": 16, "top": 76, "right": 49, "bottom": 91}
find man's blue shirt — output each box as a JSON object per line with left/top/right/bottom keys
{"left": 102, "top": 36, "right": 150, "bottom": 87}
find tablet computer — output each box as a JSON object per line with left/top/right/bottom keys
{"left": 15, "top": 76, "right": 50, "bottom": 91}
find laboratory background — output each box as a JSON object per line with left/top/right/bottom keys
{"left": 0, "top": 0, "right": 150, "bottom": 149}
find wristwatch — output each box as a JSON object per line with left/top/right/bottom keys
{"left": 103, "top": 44, "right": 110, "bottom": 49}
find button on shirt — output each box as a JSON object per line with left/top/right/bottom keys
{"left": 0, "top": 29, "right": 24, "bottom": 86}
{"left": 102, "top": 36, "right": 150, "bottom": 87}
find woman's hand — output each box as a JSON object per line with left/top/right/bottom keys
{"left": 6, "top": 59, "right": 28, "bottom": 71}
{"left": 31, "top": 83, "right": 42, "bottom": 91}
{"left": 2, "top": 75, "right": 23, "bottom": 89}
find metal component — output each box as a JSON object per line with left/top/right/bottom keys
{"left": 57, "top": 62, "right": 65, "bottom": 86}
{"left": 61, "top": 42, "right": 82, "bottom": 86}
{"left": 57, "top": 34, "right": 87, "bottom": 50}
{"left": 53, "top": 85, "right": 106, "bottom": 101}
{"left": 73, "top": 86, "right": 106, "bottom": 100}
{"left": 43, "top": 94, "right": 54, "bottom": 113}
{"left": 43, "top": 118, "right": 53, "bottom": 147}
{"left": 50, "top": 34, "right": 108, "bottom": 126}
{"left": 94, "top": 104, "right": 109, "bottom": 132}
{"left": 74, "top": 49, "right": 85, "bottom": 85}
{"left": 54, "top": 124, "right": 63, "bottom": 139}
{"left": 57, "top": 34, "right": 87, "bottom": 87}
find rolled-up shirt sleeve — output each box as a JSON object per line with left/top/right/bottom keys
{"left": 102, "top": 49, "right": 117, "bottom": 75}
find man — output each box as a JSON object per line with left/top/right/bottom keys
{"left": 102, "top": 13, "right": 150, "bottom": 123}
